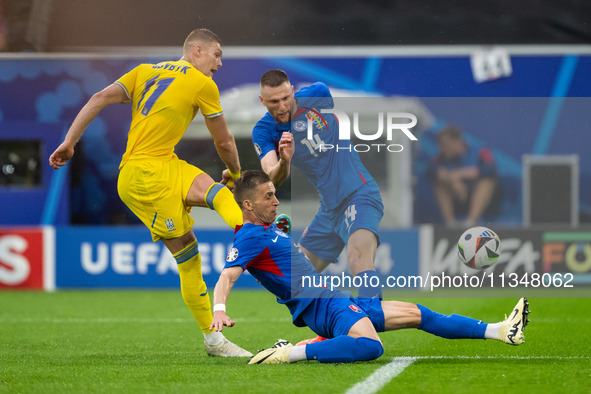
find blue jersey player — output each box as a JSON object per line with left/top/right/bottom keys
{"left": 210, "top": 170, "right": 530, "bottom": 364}
{"left": 253, "top": 70, "right": 384, "bottom": 306}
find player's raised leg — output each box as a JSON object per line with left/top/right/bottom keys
{"left": 299, "top": 244, "right": 332, "bottom": 274}
{"left": 186, "top": 172, "right": 243, "bottom": 229}
{"left": 343, "top": 188, "right": 385, "bottom": 299}
{"left": 347, "top": 229, "right": 383, "bottom": 299}
{"left": 345, "top": 226, "right": 383, "bottom": 300}
{"left": 163, "top": 232, "right": 252, "bottom": 357}
{"left": 347, "top": 229, "right": 378, "bottom": 276}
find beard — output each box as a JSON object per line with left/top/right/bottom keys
{"left": 273, "top": 111, "right": 291, "bottom": 124}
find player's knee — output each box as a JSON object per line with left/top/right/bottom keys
{"left": 354, "top": 337, "right": 384, "bottom": 361}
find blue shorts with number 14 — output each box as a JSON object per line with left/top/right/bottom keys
{"left": 299, "top": 180, "right": 384, "bottom": 264}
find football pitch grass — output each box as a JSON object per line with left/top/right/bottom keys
{"left": 1, "top": 290, "right": 589, "bottom": 393}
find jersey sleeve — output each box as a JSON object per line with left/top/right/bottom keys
{"left": 252, "top": 115, "right": 278, "bottom": 159}
{"left": 225, "top": 233, "right": 266, "bottom": 270}
{"left": 196, "top": 78, "right": 224, "bottom": 119}
{"left": 114, "top": 66, "right": 140, "bottom": 100}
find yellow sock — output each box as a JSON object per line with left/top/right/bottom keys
{"left": 174, "top": 241, "right": 213, "bottom": 334}
{"left": 204, "top": 183, "right": 243, "bottom": 229}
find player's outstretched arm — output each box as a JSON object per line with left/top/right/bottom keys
{"left": 260, "top": 132, "right": 292, "bottom": 187}
{"left": 49, "top": 84, "right": 128, "bottom": 169}
{"left": 205, "top": 115, "right": 241, "bottom": 180}
{"left": 210, "top": 266, "right": 243, "bottom": 332}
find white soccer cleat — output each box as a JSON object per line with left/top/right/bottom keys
{"left": 499, "top": 297, "right": 531, "bottom": 345}
{"left": 247, "top": 339, "right": 293, "bottom": 365}
{"left": 204, "top": 337, "right": 253, "bottom": 357}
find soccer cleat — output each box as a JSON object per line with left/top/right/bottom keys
{"left": 204, "top": 337, "right": 253, "bottom": 357}
{"left": 274, "top": 214, "right": 292, "bottom": 235}
{"left": 295, "top": 335, "right": 328, "bottom": 346}
{"left": 498, "top": 297, "right": 530, "bottom": 345}
{"left": 247, "top": 339, "right": 293, "bottom": 364}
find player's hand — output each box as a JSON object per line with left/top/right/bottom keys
{"left": 210, "top": 311, "right": 236, "bottom": 332}
{"left": 278, "top": 132, "right": 293, "bottom": 163}
{"left": 221, "top": 169, "right": 240, "bottom": 189}
{"left": 49, "top": 142, "right": 75, "bottom": 169}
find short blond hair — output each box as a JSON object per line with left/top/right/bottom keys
{"left": 183, "top": 28, "right": 222, "bottom": 53}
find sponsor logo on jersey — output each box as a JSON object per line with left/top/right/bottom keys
{"left": 226, "top": 247, "right": 239, "bottom": 262}
{"left": 254, "top": 143, "right": 262, "bottom": 156}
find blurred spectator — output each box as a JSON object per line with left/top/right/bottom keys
{"left": 428, "top": 126, "right": 502, "bottom": 227}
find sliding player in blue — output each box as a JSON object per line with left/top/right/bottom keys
{"left": 210, "top": 171, "right": 530, "bottom": 364}
{"left": 253, "top": 70, "right": 384, "bottom": 327}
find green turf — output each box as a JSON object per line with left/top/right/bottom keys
{"left": 1, "top": 290, "right": 589, "bottom": 393}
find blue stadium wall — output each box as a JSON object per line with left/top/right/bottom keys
{"left": 2, "top": 225, "right": 590, "bottom": 290}
{"left": 1, "top": 48, "right": 591, "bottom": 289}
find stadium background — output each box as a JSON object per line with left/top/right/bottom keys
{"left": 1, "top": 0, "right": 590, "bottom": 293}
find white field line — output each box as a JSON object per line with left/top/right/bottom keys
{"left": 345, "top": 355, "right": 589, "bottom": 394}
{"left": 346, "top": 357, "right": 416, "bottom": 394}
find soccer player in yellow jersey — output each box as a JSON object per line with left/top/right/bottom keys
{"left": 49, "top": 28, "right": 251, "bottom": 358}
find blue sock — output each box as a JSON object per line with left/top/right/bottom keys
{"left": 305, "top": 336, "right": 384, "bottom": 363}
{"left": 417, "top": 304, "right": 487, "bottom": 339}
{"left": 355, "top": 270, "right": 383, "bottom": 299}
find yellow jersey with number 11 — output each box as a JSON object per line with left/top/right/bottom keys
{"left": 114, "top": 59, "right": 223, "bottom": 169}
